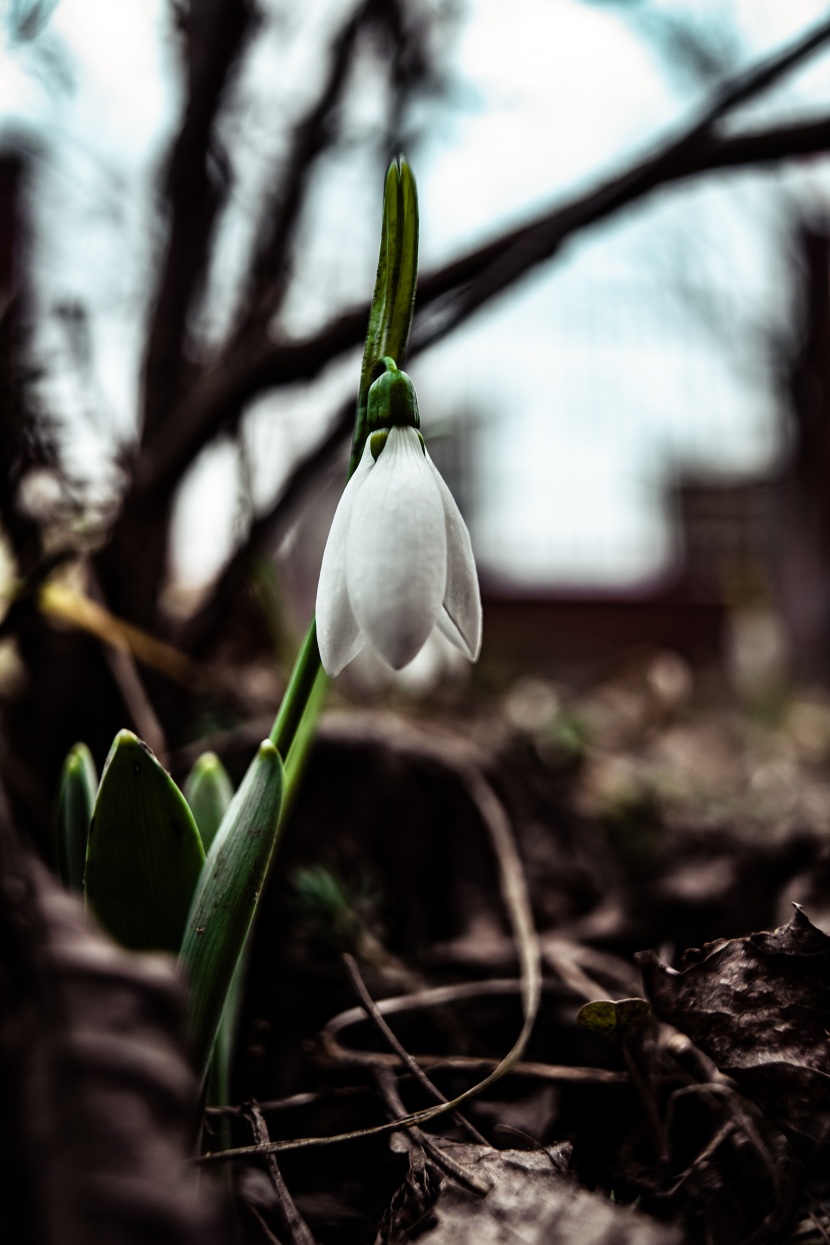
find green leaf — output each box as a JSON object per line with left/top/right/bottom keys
{"left": 576, "top": 998, "right": 650, "bottom": 1041}
{"left": 185, "top": 755, "right": 241, "bottom": 1136}
{"left": 184, "top": 751, "right": 234, "bottom": 854}
{"left": 53, "top": 742, "right": 98, "bottom": 892}
{"left": 180, "top": 740, "right": 284, "bottom": 1080}
{"left": 204, "top": 956, "right": 245, "bottom": 1154}
{"left": 84, "top": 730, "right": 205, "bottom": 953}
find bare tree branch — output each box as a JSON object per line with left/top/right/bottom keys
{"left": 411, "top": 112, "right": 830, "bottom": 354}
{"left": 692, "top": 113, "right": 830, "bottom": 169}
{"left": 180, "top": 111, "right": 830, "bottom": 654}
{"left": 181, "top": 391, "right": 353, "bottom": 654}
{"left": 238, "top": 0, "right": 376, "bottom": 336}
{"left": 138, "top": 111, "right": 830, "bottom": 507}
{"left": 176, "top": 105, "right": 830, "bottom": 659}
{"left": 0, "top": 153, "right": 44, "bottom": 572}
{"left": 141, "top": 0, "right": 256, "bottom": 441}
{"left": 136, "top": 13, "right": 830, "bottom": 501}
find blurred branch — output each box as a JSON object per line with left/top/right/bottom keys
{"left": 238, "top": 0, "right": 376, "bottom": 336}
{"left": 688, "top": 113, "right": 830, "bottom": 170}
{"left": 139, "top": 15, "right": 830, "bottom": 502}
{"left": 186, "top": 118, "right": 830, "bottom": 652}
{"left": 0, "top": 154, "right": 50, "bottom": 572}
{"left": 182, "top": 393, "right": 352, "bottom": 655}
{"left": 411, "top": 118, "right": 830, "bottom": 355}
{"left": 141, "top": 0, "right": 256, "bottom": 441}
{"left": 97, "top": 0, "right": 257, "bottom": 626}
{"left": 184, "top": 130, "right": 830, "bottom": 654}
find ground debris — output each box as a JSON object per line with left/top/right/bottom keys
{"left": 0, "top": 828, "right": 232, "bottom": 1245}
{"left": 377, "top": 1141, "right": 682, "bottom": 1245}
{"left": 638, "top": 906, "right": 830, "bottom": 1147}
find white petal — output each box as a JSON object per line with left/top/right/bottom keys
{"left": 426, "top": 455, "right": 482, "bottom": 661}
{"left": 436, "top": 606, "right": 473, "bottom": 658}
{"left": 315, "top": 444, "right": 373, "bottom": 676}
{"left": 347, "top": 426, "right": 447, "bottom": 670}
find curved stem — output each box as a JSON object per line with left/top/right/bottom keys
{"left": 270, "top": 619, "right": 324, "bottom": 761}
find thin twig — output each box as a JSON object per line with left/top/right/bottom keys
{"left": 199, "top": 729, "right": 542, "bottom": 1163}
{"left": 342, "top": 952, "right": 489, "bottom": 1146}
{"left": 323, "top": 1049, "right": 626, "bottom": 1086}
{"left": 102, "top": 646, "right": 168, "bottom": 765}
{"left": 665, "top": 1082, "right": 782, "bottom": 1200}
{"left": 204, "top": 1053, "right": 625, "bottom": 1125}
{"left": 371, "top": 1064, "right": 492, "bottom": 1196}
{"left": 242, "top": 1100, "right": 317, "bottom": 1245}
{"left": 621, "top": 1041, "right": 669, "bottom": 1168}
{"left": 205, "top": 1084, "right": 371, "bottom": 1116}
{"left": 807, "top": 1201, "right": 830, "bottom": 1245}
{"left": 663, "top": 1119, "right": 736, "bottom": 1199}
{"left": 543, "top": 939, "right": 612, "bottom": 1002}
{"left": 245, "top": 1203, "right": 285, "bottom": 1245}
{"left": 86, "top": 566, "right": 168, "bottom": 761}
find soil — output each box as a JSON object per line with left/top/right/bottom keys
{"left": 221, "top": 652, "right": 830, "bottom": 1244}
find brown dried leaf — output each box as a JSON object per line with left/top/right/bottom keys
{"left": 637, "top": 906, "right": 830, "bottom": 1146}
{"left": 0, "top": 814, "right": 232, "bottom": 1245}
{"left": 378, "top": 1143, "right": 681, "bottom": 1245}
{"left": 375, "top": 1145, "right": 444, "bottom": 1245}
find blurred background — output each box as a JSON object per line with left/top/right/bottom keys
{"left": 1, "top": 0, "right": 830, "bottom": 838}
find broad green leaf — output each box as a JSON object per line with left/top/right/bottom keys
{"left": 84, "top": 730, "right": 205, "bottom": 953}
{"left": 180, "top": 739, "right": 284, "bottom": 1080}
{"left": 54, "top": 742, "right": 97, "bottom": 892}
{"left": 184, "top": 751, "right": 234, "bottom": 854}
{"left": 576, "top": 998, "right": 650, "bottom": 1041}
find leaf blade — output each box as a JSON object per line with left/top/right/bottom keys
{"left": 84, "top": 730, "right": 205, "bottom": 952}
{"left": 180, "top": 739, "right": 284, "bottom": 1080}
{"left": 184, "top": 751, "right": 234, "bottom": 854}
{"left": 54, "top": 742, "right": 97, "bottom": 892}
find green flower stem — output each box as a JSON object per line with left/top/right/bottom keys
{"left": 270, "top": 618, "right": 326, "bottom": 762}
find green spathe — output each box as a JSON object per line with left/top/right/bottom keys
{"left": 350, "top": 158, "right": 418, "bottom": 479}
{"left": 85, "top": 729, "right": 205, "bottom": 953}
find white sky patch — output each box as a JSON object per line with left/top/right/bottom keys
{"left": 3, "top": 0, "right": 830, "bottom": 591}
{"left": 421, "top": 0, "right": 676, "bottom": 260}
{"left": 48, "top": 0, "right": 177, "bottom": 161}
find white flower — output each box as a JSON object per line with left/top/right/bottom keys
{"left": 316, "top": 425, "right": 482, "bottom": 677}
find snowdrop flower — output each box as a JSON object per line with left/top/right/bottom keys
{"left": 316, "top": 361, "right": 482, "bottom": 677}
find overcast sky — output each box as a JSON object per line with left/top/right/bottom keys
{"left": 3, "top": 0, "right": 830, "bottom": 590}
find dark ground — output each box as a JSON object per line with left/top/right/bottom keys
{"left": 6, "top": 643, "right": 830, "bottom": 1245}
{"left": 219, "top": 646, "right": 830, "bottom": 1244}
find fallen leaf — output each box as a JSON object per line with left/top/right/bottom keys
{"left": 378, "top": 1142, "right": 681, "bottom": 1244}
{"left": 638, "top": 906, "right": 830, "bottom": 1146}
